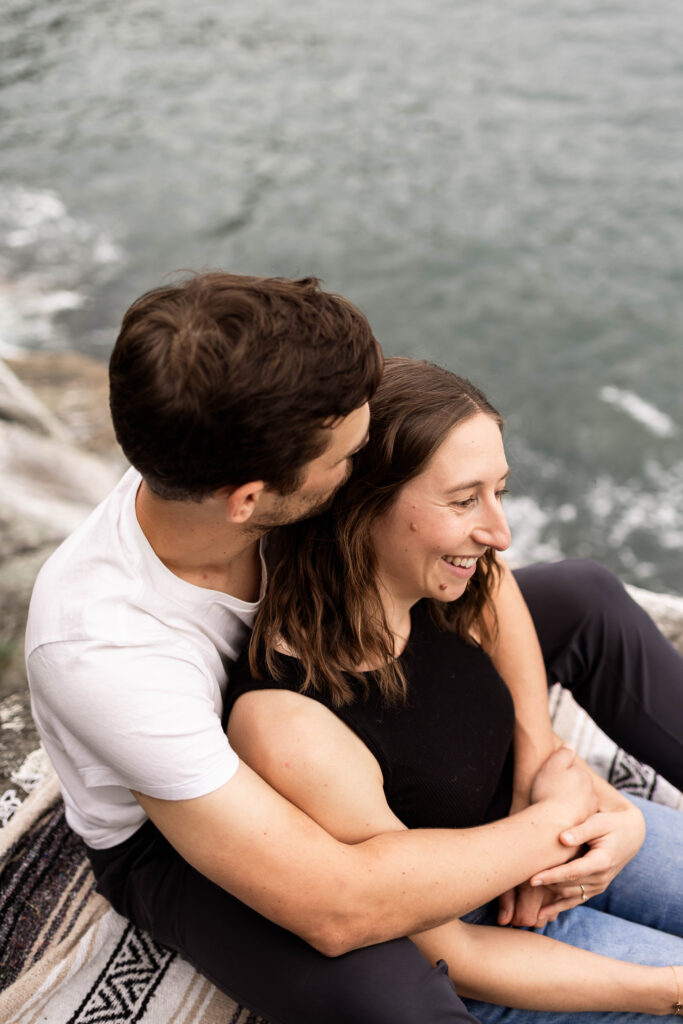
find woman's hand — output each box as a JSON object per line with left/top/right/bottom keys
{"left": 529, "top": 801, "right": 646, "bottom": 924}
{"left": 530, "top": 802, "right": 646, "bottom": 916}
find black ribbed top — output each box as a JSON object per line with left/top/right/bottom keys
{"left": 227, "top": 600, "right": 515, "bottom": 829}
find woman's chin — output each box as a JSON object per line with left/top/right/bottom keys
{"left": 431, "top": 580, "right": 469, "bottom": 603}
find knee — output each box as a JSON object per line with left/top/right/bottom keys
{"left": 369, "top": 959, "right": 469, "bottom": 1024}
{"left": 318, "top": 948, "right": 473, "bottom": 1024}
{"left": 547, "top": 559, "right": 626, "bottom": 619}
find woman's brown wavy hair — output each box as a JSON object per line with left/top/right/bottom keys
{"left": 249, "top": 357, "right": 504, "bottom": 706}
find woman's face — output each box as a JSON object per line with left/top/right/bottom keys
{"left": 370, "top": 412, "right": 511, "bottom": 608}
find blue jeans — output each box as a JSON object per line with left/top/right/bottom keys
{"left": 461, "top": 796, "right": 683, "bottom": 1024}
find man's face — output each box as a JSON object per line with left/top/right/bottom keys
{"left": 254, "top": 403, "right": 371, "bottom": 527}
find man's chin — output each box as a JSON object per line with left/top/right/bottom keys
{"left": 296, "top": 490, "right": 337, "bottom": 520}
{"left": 249, "top": 488, "right": 336, "bottom": 532}
{"left": 280, "top": 489, "right": 337, "bottom": 524}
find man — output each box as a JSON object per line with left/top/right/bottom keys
{"left": 26, "top": 272, "right": 680, "bottom": 1024}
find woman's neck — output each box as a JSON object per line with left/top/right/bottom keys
{"left": 375, "top": 579, "right": 415, "bottom": 660}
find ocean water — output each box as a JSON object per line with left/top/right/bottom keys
{"left": 2, "top": 0, "right": 682, "bottom": 593}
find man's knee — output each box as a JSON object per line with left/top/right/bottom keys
{"left": 313, "top": 944, "right": 477, "bottom": 1024}
{"left": 519, "top": 558, "right": 625, "bottom": 623}
{"left": 558, "top": 558, "right": 630, "bottom": 620}
{"left": 562, "top": 558, "right": 623, "bottom": 595}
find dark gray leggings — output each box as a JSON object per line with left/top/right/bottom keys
{"left": 515, "top": 559, "right": 682, "bottom": 791}
{"left": 88, "top": 560, "right": 683, "bottom": 1024}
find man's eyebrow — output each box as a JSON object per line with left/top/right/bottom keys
{"left": 444, "top": 468, "right": 510, "bottom": 496}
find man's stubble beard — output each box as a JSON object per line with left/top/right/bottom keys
{"left": 242, "top": 485, "right": 339, "bottom": 538}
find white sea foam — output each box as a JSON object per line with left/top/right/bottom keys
{"left": 502, "top": 443, "right": 683, "bottom": 587}
{"left": 0, "top": 185, "right": 123, "bottom": 352}
{"left": 599, "top": 385, "right": 679, "bottom": 439}
{"left": 0, "top": 278, "right": 80, "bottom": 352}
{"left": 502, "top": 494, "right": 566, "bottom": 566}
{"left": 1, "top": 189, "right": 68, "bottom": 243}
{"left": 585, "top": 459, "right": 683, "bottom": 554}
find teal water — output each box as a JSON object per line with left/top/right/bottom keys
{"left": 1, "top": 0, "right": 682, "bottom": 591}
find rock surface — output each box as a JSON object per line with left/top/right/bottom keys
{"left": 624, "top": 584, "right": 683, "bottom": 652}
{"left": 0, "top": 352, "right": 124, "bottom": 795}
{"left": 1, "top": 352, "right": 682, "bottom": 800}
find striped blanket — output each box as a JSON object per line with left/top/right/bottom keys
{"left": 1, "top": 686, "right": 680, "bottom": 1024}
{"left": 0, "top": 771, "right": 264, "bottom": 1024}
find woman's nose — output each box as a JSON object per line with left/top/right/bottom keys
{"left": 473, "top": 503, "right": 511, "bottom": 552}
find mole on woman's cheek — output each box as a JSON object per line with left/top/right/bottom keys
{"left": 410, "top": 522, "right": 418, "bottom": 532}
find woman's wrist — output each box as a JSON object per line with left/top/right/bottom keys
{"left": 670, "top": 965, "right": 682, "bottom": 1017}
{"left": 634, "top": 965, "right": 682, "bottom": 1016}
{"left": 513, "top": 750, "right": 552, "bottom": 807}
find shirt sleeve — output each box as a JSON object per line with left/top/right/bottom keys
{"left": 28, "top": 639, "right": 239, "bottom": 800}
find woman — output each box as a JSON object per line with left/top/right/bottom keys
{"left": 225, "top": 358, "right": 683, "bottom": 1020}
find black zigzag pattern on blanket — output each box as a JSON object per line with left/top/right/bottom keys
{"left": 66, "top": 922, "right": 174, "bottom": 1024}
{"left": 608, "top": 749, "right": 657, "bottom": 800}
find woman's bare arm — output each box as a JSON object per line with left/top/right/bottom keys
{"left": 480, "top": 559, "right": 645, "bottom": 928}
{"left": 227, "top": 688, "right": 678, "bottom": 1014}
{"left": 479, "top": 557, "right": 559, "bottom": 925}
{"left": 481, "top": 557, "right": 556, "bottom": 805}
{"left": 417, "top": 920, "right": 677, "bottom": 1014}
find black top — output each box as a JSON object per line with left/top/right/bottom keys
{"left": 226, "top": 600, "right": 515, "bottom": 829}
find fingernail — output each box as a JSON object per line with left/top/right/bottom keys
{"left": 562, "top": 831, "right": 576, "bottom": 844}
{"left": 530, "top": 879, "right": 542, "bottom": 887}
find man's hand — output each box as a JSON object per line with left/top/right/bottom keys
{"left": 497, "top": 752, "right": 597, "bottom": 928}
{"left": 497, "top": 788, "right": 549, "bottom": 926}
{"left": 498, "top": 745, "right": 600, "bottom": 929}
{"left": 528, "top": 801, "right": 646, "bottom": 923}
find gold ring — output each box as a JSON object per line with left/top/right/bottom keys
{"left": 580, "top": 884, "right": 587, "bottom": 902}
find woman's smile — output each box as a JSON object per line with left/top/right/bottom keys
{"left": 440, "top": 554, "right": 481, "bottom": 581}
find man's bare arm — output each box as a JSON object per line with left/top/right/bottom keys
{"left": 221, "top": 690, "right": 674, "bottom": 1016}
{"left": 134, "top": 699, "right": 597, "bottom": 957}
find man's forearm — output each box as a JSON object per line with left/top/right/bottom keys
{"left": 334, "top": 793, "right": 594, "bottom": 953}
{"left": 136, "top": 749, "right": 596, "bottom": 957}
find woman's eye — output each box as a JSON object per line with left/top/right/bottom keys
{"left": 496, "top": 488, "right": 509, "bottom": 501}
{"left": 451, "top": 497, "right": 476, "bottom": 509}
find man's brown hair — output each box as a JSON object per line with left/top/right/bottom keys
{"left": 109, "top": 272, "right": 383, "bottom": 499}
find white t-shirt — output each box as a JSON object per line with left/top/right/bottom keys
{"left": 26, "top": 468, "right": 264, "bottom": 849}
